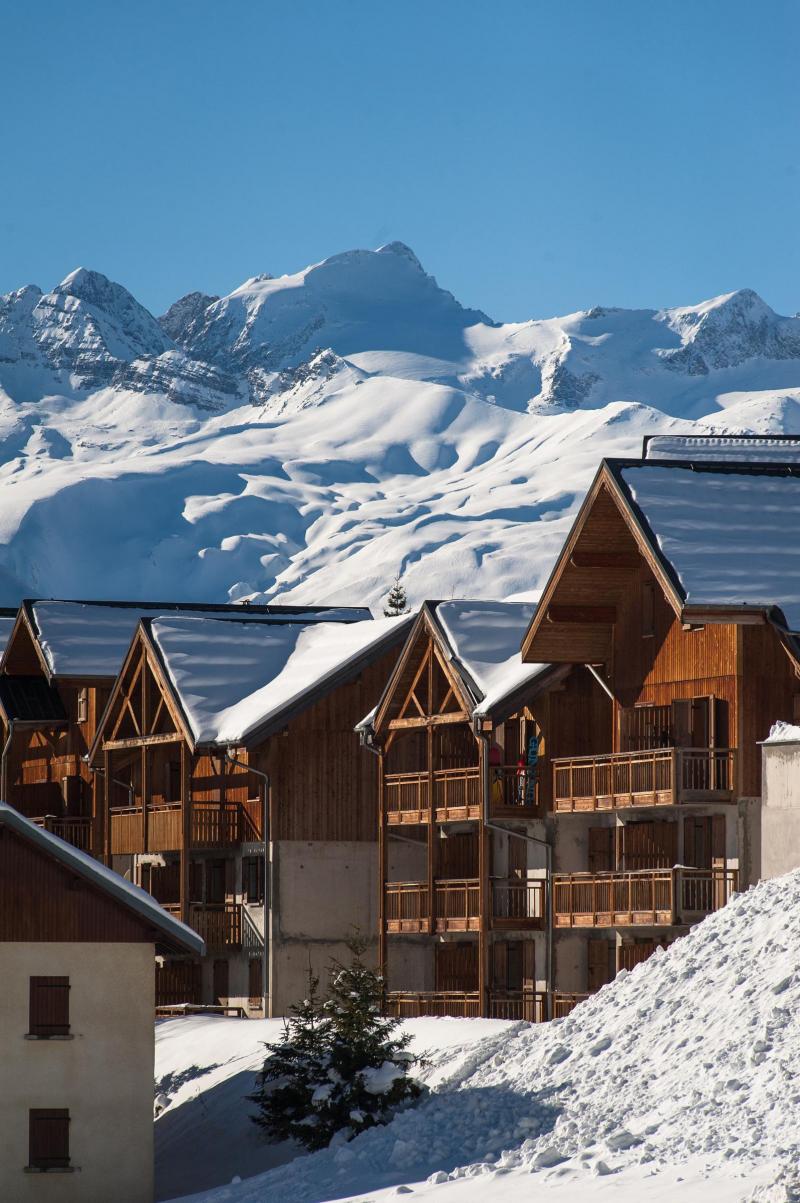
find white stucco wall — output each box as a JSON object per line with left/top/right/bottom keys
{"left": 761, "top": 743, "right": 800, "bottom": 878}
{"left": 0, "top": 941, "right": 154, "bottom": 1203}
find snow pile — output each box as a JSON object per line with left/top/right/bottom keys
{"left": 763, "top": 721, "right": 800, "bottom": 744}
{"left": 621, "top": 465, "right": 800, "bottom": 630}
{"left": 1, "top": 246, "right": 800, "bottom": 609}
{"left": 166, "top": 871, "right": 800, "bottom": 1202}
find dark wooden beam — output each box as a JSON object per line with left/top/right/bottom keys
{"left": 570, "top": 551, "right": 640, "bottom": 570}
{"left": 388, "top": 711, "right": 469, "bottom": 730}
{"left": 103, "top": 732, "right": 184, "bottom": 750}
{"left": 547, "top": 605, "right": 617, "bottom": 625}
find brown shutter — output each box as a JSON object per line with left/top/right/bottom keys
{"left": 213, "top": 958, "right": 229, "bottom": 1004}
{"left": 683, "top": 817, "right": 696, "bottom": 867}
{"left": 248, "top": 957, "right": 263, "bottom": 1001}
{"left": 588, "top": 826, "right": 614, "bottom": 872}
{"left": 29, "top": 977, "right": 70, "bottom": 1037}
{"left": 671, "top": 699, "right": 692, "bottom": 748}
{"left": 29, "top": 1110, "right": 70, "bottom": 1170}
{"left": 587, "top": 939, "right": 614, "bottom": 991}
{"left": 711, "top": 814, "right": 726, "bottom": 862}
{"left": 522, "top": 940, "right": 535, "bottom": 992}
{"left": 492, "top": 941, "right": 509, "bottom": 990}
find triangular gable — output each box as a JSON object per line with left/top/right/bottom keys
{"left": 89, "top": 624, "right": 192, "bottom": 762}
{"left": 0, "top": 606, "right": 52, "bottom": 680}
{"left": 372, "top": 608, "right": 474, "bottom": 736}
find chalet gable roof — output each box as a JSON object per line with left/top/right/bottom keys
{"left": 3, "top": 599, "right": 372, "bottom": 683}
{"left": 522, "top": 455, "right": 800, "bottom": 661}
{"left": 364, "top": 600, "right": 560, "bottom": 739}
{"left": 0, "top": 803, "right": 203, "bottom": 956}
{"left": 94, "top": 612, "right": 414, "bottom": 754}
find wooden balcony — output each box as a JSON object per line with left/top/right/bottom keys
{"left": 491, "top": 879, "right": 546, "bottom": 929}
{"left": 385, "top": 765, "right": 540, "bottom": 825}
{"left": 553, "top": 747, "right": 736, "bottom": 813}
{"left": 489, "top": 991, "right": 547, "bottom": 1022}
{"left": 434, "top": 879, "right": 480, "bottom": 932}
{"left": 385, "top": 882, "right": 431, "bottom": 933}
{"left": 385, "top": 991, "right": 481, "bottom": 1018}
{"left": 109, "top": 799, "right": 263, "bottom": 855}
{"left": 192, "top": 799, "right": 263, "bottom": 846}
{"left": 386, "top": 878, "right": 544, "bottom": 933}
{"left": 553, "top": 866, "right": 738, "bottom": 928}
{"left": 34, "top": 815, "right": 93, "bottom": 854}
{"left": 188, "top": 902, "right": 242, "bottom": 948}
{"left": 552, "top": 992, "right": 588, "bottom": 1018}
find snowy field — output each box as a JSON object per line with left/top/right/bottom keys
{"left": 158, "top": 871, "right": 800, "bottom": 1203}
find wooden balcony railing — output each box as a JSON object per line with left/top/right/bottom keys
{"left": 385, "top": 991, "right": 481, "bottom": 1018}
{"left": 434, "top": 767, "right": 481, "bottom": 821}
{"left": 434, "top": 878, "right": 480, "bottom": 931}
{"left": 385, "top": 882, "right": 431, "bottom": 933}
{"left": 490, "top": 766, "right": 540, "bottom": 817}
{"left": 34, "top": 815, "right": 93, "bottom": 854}
{"left": 491, "top": 879, "right": 546, "bottom": 928}
{"left": 553, "top": 747, "right": 736, "bottom": 813}
{"left": 188, "top": 903, "right": 242, "bottom": 948}
{"left": 110, "top": 806, "right": 144, "bottom": 855}
{"left": 553, "top": 866, "right": 738, "bottom": 927}
{"left": 110, "top": 799, "right": 264, "bottom": 855}
{"left": 489, "top": 991, "right": 548, "bottom": 1022}
{"left": 385, "top": 772, "right": 430, "bottom": 824}
{"left": 552, "top": 992, "right": 589, "bottom": 1018}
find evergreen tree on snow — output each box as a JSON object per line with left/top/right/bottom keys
{"left": 384, "top": 573, "right": 410, "bottom": 617}
{"left": 249, "top": 939, "right": 421, "bottom": 1151}
{"left": 317, "top": 935, "right": 421, "bottom": 1141}
{"left": 248, "top": 969, "right": 332, "bottom": 1151}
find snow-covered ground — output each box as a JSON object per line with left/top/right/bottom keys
{"left": 1, "top": 245, "right": 800, "bottom": 609}
{"left": 158, "top": 870, "right": 800, "bottom": 1203}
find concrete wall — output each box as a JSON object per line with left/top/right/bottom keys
{"left": 0, "top": 942, "right": 154, "bottom": 1203}
{"left": 386, "top": 939, "right": 435, "bottom": 992}
{"left": 761, "top": 742, "right": 800, "bottom": 878}
{"left": 271, "top": 839, "right": 378, "bottom": 1015}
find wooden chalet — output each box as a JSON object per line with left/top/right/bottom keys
{"left": 88, "top": 611, "right": 412, "bottom": 1016}
{"left": 521, "top": 435, "right": 800, "bottom": 1014}
{"left": 0, "top": 599, "right": 367, "bottom": 861}
{"left": 359, "top": 600, "right": 609, "bottom": 1022}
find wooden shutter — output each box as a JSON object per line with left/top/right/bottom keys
{"left": 588, "top": 826, "right": 614, "bottom": 872}
{"left": 29, "top": 977, "right": 70, "bottom": 1037}
{"left": 248, "top": 957, "right": 263, "bottom": 1001}
{"left": 671, "top": 699, "right": 692, "bottom": 748}
{"left": 508, "top": 836, "right": 527, "bottom": 879}
{"left": 522, "top": 940, "right": 536, "bottom": 992}
{"left": 618, "top": 941, "right": 657, "bottom": 973}
{"left": 435, "top": 942, "right": 478, "bottom": 992}
{"left": 711, "top": 815, "right": 726, "bottom": 861}
{"left": 683, "top": 816, "right": 696, "bottom": 867}
{"left": 29, "top": 1109, "right": 70, "bottom": 1170}
{"left": 213, "top": 958, "right": 229, "bottom": 1004}
{"left": 492, "top": 941, "right": 509, "bottom": 990}
{"left": 224, "top": 856, "right": 236, "bottom": 899}
{"left": 587, "top": 939, "right": 614, "bottom": 991}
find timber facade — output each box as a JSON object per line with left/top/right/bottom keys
{"left": 89, "top": 614, "right": 410, "bottom": 1016}
{"left": 521, "top": 453, "right": 800, "bottom": 1014}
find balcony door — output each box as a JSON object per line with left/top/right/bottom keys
{"left": 588, "top": 938, "right": 615, "bottom": 992}
{"left": 683, "top": 815, "right": 726, "bottom": 869}
{"left": 618, "top": 820, "right": 677, "bottom": 871}
{"left": 492, "top": 940, "right": 535, "bottom": 992}
{"left": 435, "top": 942, "right": 477, "bottom": 993}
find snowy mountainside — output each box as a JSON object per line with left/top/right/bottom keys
{"left": 165, "top": 870, "right": 800, "bottom": 1203}
{"left": 0, "top": 243, "right": 799, "bottom": 607}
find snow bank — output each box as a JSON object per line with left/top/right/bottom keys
{"left": 166, "top": 870, "right": 800, "bottom": 1202}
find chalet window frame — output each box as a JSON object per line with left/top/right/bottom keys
{"left": 26, "top": 1109, "right": 73, "bottom": 1173}
{"left": 76, "top": 687, "right": 88, "bottom": 725}
{"left": 243, "top": 856, "right": 264, "bottom": 904}
{"left": 26, "top": 977, "right": 72, "bottom": 1040}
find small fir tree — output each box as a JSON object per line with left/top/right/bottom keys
{"left": 317, "top": 935, "right": 422, "bottom": 1141}
{"left": 248, "top": 969, "right": 332, "bottom": 1151}
{"left": 384, "top": 573, "right": 410, "bottom": 617}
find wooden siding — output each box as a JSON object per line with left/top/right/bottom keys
{"left": 739, "top": 623, "right": 800, "bottom": 796}
{"left": 0, "top": 826, "right": 157, "bottom": 943}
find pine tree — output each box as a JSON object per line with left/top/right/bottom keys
{"left": 317, "top": 935, "right": 422, "bottom": 1141}
{"left": 384, "top": 573, "right": 410, "bottom": 617}
{"left": 248, "top": 969, "right": 333, "bottom": 1151}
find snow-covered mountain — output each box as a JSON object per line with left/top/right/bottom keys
{"left": 0, "top": 243, "right": 798, "bottom": 608}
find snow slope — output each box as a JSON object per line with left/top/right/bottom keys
{"left": 1, "top": 245, "right": 799, "bottom": 608}
{"left": 162, "top": 870, "right": 800, "bottom": 1203}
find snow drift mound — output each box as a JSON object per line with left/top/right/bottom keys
{"left": 179, "top": 871, "right": 800, "bottom": 1202}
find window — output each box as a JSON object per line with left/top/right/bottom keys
{"left": 243, "top": 856, "right": 264, "bottom": 904}
{"left": 76, "top": 688, "right": 88, "bottom": 724}
{"left": 28, "top": 1110, "right": 70, "bottom": 1171}
{"left": 29, "top": 977, "right": 70, "bottom": 1038}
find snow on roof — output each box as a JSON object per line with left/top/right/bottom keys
{"left": 0, "top": 803, "right": 203, "bottom": 954}
{"left": 763, "top": 721, "right": 800, "bottom": 745}
{"left": 644, "top": 434, "right": 800, "bottom": 462}
{"left": 151, "top": 614, "right": 411, "bottom": 745}
{"left": 0, "top": 611, "right": 16, "bottom": 656}
{"left": 434, "top": 600, "right": 552, "bottom": 716}
{"left": 28, "top": 600, "right": 370, "bottom": 678}
{"left": 620, "top": 464, "right": 800, "bottom": 632}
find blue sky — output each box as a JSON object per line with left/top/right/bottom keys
{"left": 2, "top": 1, "right": 798, "bottom": 321}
